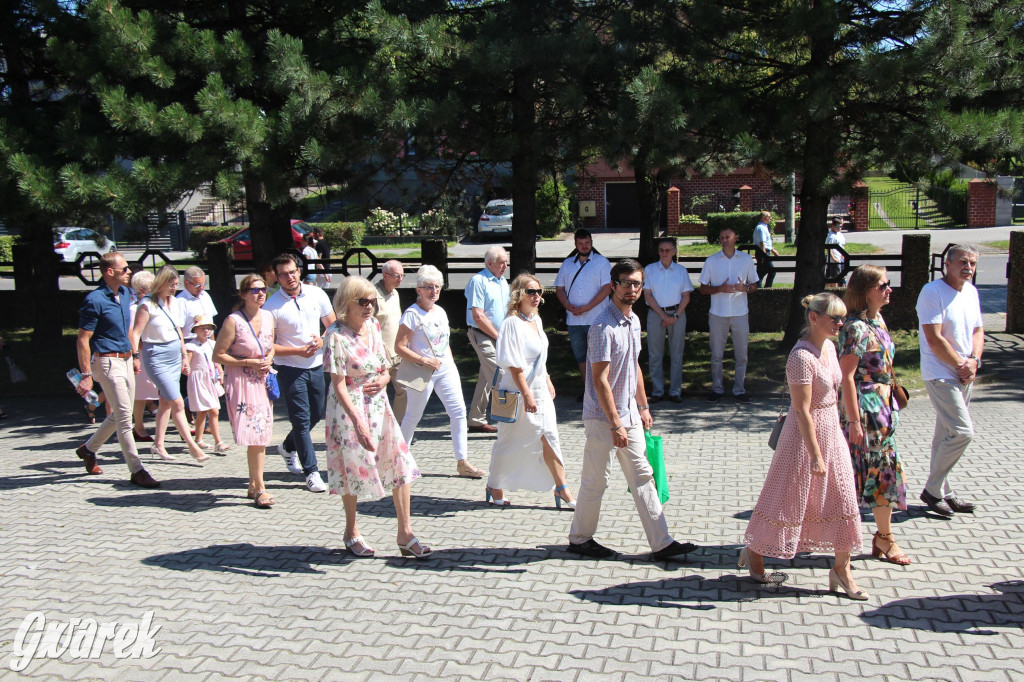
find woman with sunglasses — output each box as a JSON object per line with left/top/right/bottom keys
{"left": 741, "top": 293, "right": 866, "bottom": 600}
{"left": 213, "top": 275, "right": 277, "bottom": 508}
{"left": 129, "top": 265, "right": 209, "bottom": 464}
{"left": 838, "top": 266, "right": 910, "bottom": 565}
{"left": 322, "top": 276, "right": 429, "bottom": 558}
{"left": 395, "top": 265, "right": 480, "bottom": 479}
{"left": 485, "top": 274, "right": 576, "bottom": 508}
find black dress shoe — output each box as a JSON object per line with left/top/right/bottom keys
{"left": 946, "top": 496, "right": 976, "bottom": 513}
{"left": 130, "top": 469, "right": 161, "bottom": 489}
{"left": 706, "top": 392, "right": 723, "bottom": 403}
{"left": 649, "top": 395, "right": 663, "bottom": 404}
{"left": 920, "top": 490, "right": 954, "bottom": 516}
{"left": 566, "top": 539, "right": 616, "bottom": 559}
{"left": 733, "top": 393, "right": 751, "bottom": 404}
{"left": 669, "top": 395, "right": 683, "bottom": 404}
{"left": 650, "top": 540, "right": 698, "bottom": 562}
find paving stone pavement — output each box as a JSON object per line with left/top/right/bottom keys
{"left": 1, "top": 330, "right": 1022, "bottom": 681}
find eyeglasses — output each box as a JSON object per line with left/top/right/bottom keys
{"left": 827, "top": 315, "right": 845, "bottom": 325}
{"left": 186, "top": 280, "right": 205, "bottom": 289}
{"left": 616, "top": 280, "right": 644, "bottom": 290}
{"left": 524, "top": 288, "right": 543, "bottom": 296}
{"left": 877, "top": 281, "right": 891, "bottom": 291}
{"left": 384, "top": 272, "right": 404, "bottom": 279}
{"left": 419, "top": 284, "right": 442, "bottom": 291}
{"left": 277, "top": 269, "right": 299, "bottom": 278}
{"left": 357, "top": 297, "right": 377, "bottom": 308}
{"left": 247, "top": 287, "right": 267, "bottom": 295}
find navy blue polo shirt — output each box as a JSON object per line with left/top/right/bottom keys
{"left": 79, "top": 283, "right": 132, "bottom": 354}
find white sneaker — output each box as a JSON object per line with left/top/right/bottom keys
{"left": 305, "top": 471, "right": 327, "bottom": 493}
{"left": 277, "top": 444, "right": 302, "bottom": 475}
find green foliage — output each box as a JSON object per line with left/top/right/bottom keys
{"left": 536, "top": 177, "right": 571, "bottom": 239}
{"left": 680, "top": 214, "right": 705, "bottom": 224}
{"left": 188, "top": 226, "right": 240, "bottom": 257}
{"left": 309, "top": 222, "right": 365, "bottom": 252}
{"left": 0, "top": 236, "right": 19, "bottom": 263}
{"left": 705, "top": 212, "right": 762, "bottom": 244}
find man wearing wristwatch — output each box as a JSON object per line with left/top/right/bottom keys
{"left": 73, "top": 252, "right": 159, "bottom": 488}
{"left": 567, "top": 258, "right": 697, "bottom": 562}
{"left": 916, "top": 244, "right": 984, "bottom": 517}
{"left": 643, "top": 238, "right": 693, "bottom": 404}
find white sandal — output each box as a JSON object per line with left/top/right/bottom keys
{"left": 398, "top": 537, "right": 433, "bottom": 559}
{"left": 214, "top": 442, "right": 232, "bottom": 455}
{"left": 345, "top": 536, "right": 375, "bottom": 558}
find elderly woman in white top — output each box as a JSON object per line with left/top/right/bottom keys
{"left": 130, "top": 265, "right": 209, "bottom": 463}
{"left": 486, "top": 274, "right": 576, "bottom": 508}
{"left": 395, "top": 265, "right": 484, "bottom": 478}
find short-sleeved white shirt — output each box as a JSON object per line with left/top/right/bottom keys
{"left": 264, "top": 284, "right": 334, "bottom": 369}
{"left": 643, "top": 261, "right": 693, "bottom": 308}
{"left": 399, "top": 303, "right": 452, "bottom": 366}
{"left": 698, "top": 249, "right": 759, "bottom": 317}
{"left": 176, "top": 289, "right": 218, "bottom": 340}
{"left": 554, "top": 252, "right": 612, "bottom": 325}
{"left": 139, "top": 297, "right": 185, "bottom": 344}
{"left": 753, "top": 222, "right": 773, "bottom": 251}
{"left": 916, "top": 279, "right": 983, "bottom": 382}
{"left": 825, "top": 230, "right": 846, "bottom": 262}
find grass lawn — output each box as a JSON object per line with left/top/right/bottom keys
{"left": 982, "top": 241, "right": 1009, "bottom": 251}
{"left": 862, "top": 177, "right": 962, "bottom": 230}
{"left": 370, "top": 241, "right": 458, "bottom": 259}
{"left": 677, "top": 242, "right": 881, "bottom": 257}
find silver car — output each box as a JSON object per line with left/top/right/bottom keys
{"left": 477, "top": 199, "right": 513, "bottom": 234}
{"left": 53, "top": 227, "right": 116, "bottom": 262}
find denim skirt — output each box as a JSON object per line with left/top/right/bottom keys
{"left": 142, "top": 340, "right": 183, "bottom": 401}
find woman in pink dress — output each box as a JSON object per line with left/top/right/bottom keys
{"left": 324, "top": 276, "right": 429, "bottom": 559}
{"left": 741, "top": 292, "right": 867, "bottom": 600}
{"left": 213, "top": 275, "right": 277, "bottom": 509}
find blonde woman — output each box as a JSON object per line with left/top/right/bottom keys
{"left": 130, "top": 265, "right": 209, "bottom": 463}
{"left": 486, "top": 274, "right": 575, "bottom": 508}
{"left": 129, "top": 270, "right": 160, "bottom": 443}
{"left": 741, "top": 293, "right": 865, "bottom": 599}
{"left": 324, "top": 276, "right": 429, "bottom": 558}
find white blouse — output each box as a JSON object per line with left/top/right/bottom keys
{"left": 139, "top": 297, "right": 185, "bottom": 344}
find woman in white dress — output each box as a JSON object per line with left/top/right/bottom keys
{"left": 485, "top": 274, "right": 576, "bottom": 508}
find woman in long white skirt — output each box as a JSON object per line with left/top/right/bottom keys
{"left": 486, "top": 274, "right": 576, "bottom": 509}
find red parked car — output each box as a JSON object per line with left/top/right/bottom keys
{"left": 212, "top": 220, "right": 312, "bottom": 261}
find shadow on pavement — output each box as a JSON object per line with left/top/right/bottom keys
{"left": 569, "top": 574, "right": 837, "bottom": 609}
{"left": 355, "top": 494, "right": 492, "bottom": 519}
{"left": 142, "top": 543, "right": 354, "bottom": 577}
{"left": 860, "top": 580, "right": 1024, "bottom": 634}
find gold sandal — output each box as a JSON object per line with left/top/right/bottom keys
{"left": 872, "top": 531, "right": 912, "bottom": 565}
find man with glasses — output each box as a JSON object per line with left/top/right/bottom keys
{"left": 73, "top": 252, "right": 160, "bottom": 488}
{"left": 464, "top": 246, "right": 511, "bottom": 438}
{"left": 555, "top": 229, "right": 612, "bottom": 401}
{"left": 567, "top": 259, "right": 696, "bottom": 561}
{"left": 375, "top": 259, "right": 408, "bottom": 422}
{"left": 916, "top": 244, "right": 984, "bottom": 517}
{"left": 698, "top": 226, "right": 759, "bottom": 403}
{"left": 265, "top": 253, "right": 337, "bottom": 492}
{"left": 643, "top": 238, "right": 693, "bottom": 403}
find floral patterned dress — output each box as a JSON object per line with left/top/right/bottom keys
{"left": 838, "top": 313, "right": 907, "bottom": 510}
{"left": 223, "top": 310, "right": 275, "bottom": 446}
{"left": 325, "top": 318, "right": 420, "bottom": 500}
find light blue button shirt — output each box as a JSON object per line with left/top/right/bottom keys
{"left": 465, "top": 268, "right": 510, "bottom": 329}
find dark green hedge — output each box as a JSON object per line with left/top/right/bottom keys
{"left": 308, "top": 222, "right": 365, "bottom": 251}
{"left": 705, "top": 212, "right": 764, "bottom": 244}
{"left": 0, "top": 235, "right": 18, "bottom": 262}
{"left": 188, "top": 226, "right": 240, "bottom": 257}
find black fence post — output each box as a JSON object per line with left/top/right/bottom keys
{"left": 1007, "top": 231, "right": 1024, "bottom": 333}
{"left": 421, "top": 238, "right": 448, "bottom": 289}
{"left": 206, "top": 242, "right": 236, "bottom": 326}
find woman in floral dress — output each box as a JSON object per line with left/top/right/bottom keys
{"left": 324, "top": 276, "right": 430, "bottom": 559}
{"left": 213, "top": 275, "right": 276, "bottom": 509}
{"left": 839, "top": 265, "right": 911, "bottom": 565}
{"left": 741, "top": 293, "right": 867, "bottom": 600}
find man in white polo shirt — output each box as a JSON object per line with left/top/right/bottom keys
{"left": 177, "top": 266, "right": 218, "bottom": 425}
{"left": 698, "top": 226, "right": 759, "bottom": 403}
{"left": 643, "top": 238, "right": 693, "bottom": 403}
{"left": 264, "top": 253, "right": 337, "bottom": 492}
{"left": 555, "top": 229, "right": 612, "bottom": 401}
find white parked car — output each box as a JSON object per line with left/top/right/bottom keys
{"left": 477, "top": 199, "right": 513, "bottom": 234}
{"left": 53, "top": 227, "right": 116, "bottom": 262}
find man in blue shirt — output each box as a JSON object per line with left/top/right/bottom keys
{"left": 464, "top": 246, "right": 510, "bottom": 441}
{"left": 74, "top": 252, "right": 160, "bottom": 488}
{"left": 753, "top": 211, "right": 779, "bottom": 288}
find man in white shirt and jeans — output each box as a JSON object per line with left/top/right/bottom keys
{"left": 916, "top": 244, "right": 984, "bottom": 517}
{"left": 265, "top": 253, "right": 337, "bottom": 492}
{"left": 177, "top": 266, "right": 218, "bottom": 425}
{"left": 643, "top": 238, "right": 693, "bottom": 403}
{"left": 698, "top": 226, "right": 759, "bottom": 403}
{"left": 753, "top": 211, "right": 778, "bottom": 288}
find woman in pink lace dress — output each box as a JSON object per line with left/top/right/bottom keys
{"left": 741, "top": 293, "right": 866, "bottom": 600}
{"left": 213, "top": 275, "right": 277, "bottom": 509}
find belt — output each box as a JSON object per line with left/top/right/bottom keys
{"left": 96, "top": 351, "right": 131, "bottom": 359}
{"left": 469, "top": 326, "right": 495, "bottom": 340}
{"left": 660, "top": 304, "right": 678, "bottom": 312}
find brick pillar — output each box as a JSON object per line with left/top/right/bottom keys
{"left": 850, "top": 181, "right": 869, "bottom": 231}
{"left": 968, "top": 178, "right": 997, "bottom": 228}
{"left": 666, "top": 186, "right": 680, "bottom": 236}
{"left": 738, "top": 185, "right": 753, "bottom": 212}
{"left": 1007, "top": 231, "right": 1024, "bottom": 333}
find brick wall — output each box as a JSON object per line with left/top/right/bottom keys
{"left": 968, "top": 179, "right": 997, "bottom": 228}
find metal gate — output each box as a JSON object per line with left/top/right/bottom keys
{"left": 869, "top": 185, "right": 967, "bottom": 230}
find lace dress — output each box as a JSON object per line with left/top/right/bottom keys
{"left": 324, "top": 318, "right": 420, "bottom": 500}
{"left": 744, "top": 340, "right": 863, "bottom": 558}
{"left": 223, "top": 310, "right": 275, "bottom": 446}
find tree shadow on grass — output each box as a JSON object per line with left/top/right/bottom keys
{"left": 859, "top": 581, "right": 1024, "bottom": 634}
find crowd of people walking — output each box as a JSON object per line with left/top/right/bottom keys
{"left": 70, "top": 231, "right": 985, "bottom": 593}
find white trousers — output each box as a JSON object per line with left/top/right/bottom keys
{"left": 400, "top": 360, "right": 468, "bottom": 461}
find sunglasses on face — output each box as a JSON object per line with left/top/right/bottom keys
{"left": 827, "top": 315, "right": 845, "bottom": 325}
{"left": 524, "top": 288, "right": 543, "bottom": 296}
{"left": 247, "top": 287, "right": 267, "bottom": 295}
{"left": 877, "top": 281, "right": 891, "bottom": 291}
{"left": 357, "top": 297, "right": 377, "bottom": 308}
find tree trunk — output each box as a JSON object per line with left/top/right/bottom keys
{"left": 509, "top": 66, "right": 538, "bottom": 277}
{"left": 634, "top": 153, "right": 665, "bottom": 265}
{"left": 245, "top": 175, "right": 292, "bottom": 267}
{"left": 27, "top": 222, "right": 63, "bottom": 344}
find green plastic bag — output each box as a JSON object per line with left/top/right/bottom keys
{"left": 628, "top": 431, "right": 670, "bottom": 504}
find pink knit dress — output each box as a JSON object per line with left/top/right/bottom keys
{"left": 744, "top": 340, "right": 863, "bottom": 558}
{"left": 223, "top": 310, "right": 275, "bottom": 447}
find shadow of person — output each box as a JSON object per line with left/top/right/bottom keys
{"left": 87, "top": 491, "right": 236, "bottom": 513}
{"left": 569, "top": 574, "right": 833, "bottom": 609}
{"left": 142, "top": 543, "right": 354, "bottom": 577}
{"left": 859, "top": 581, "right": 1024, "bottom": 634}
{"left": 355, "top": 494, "right": 490, "bottom": 519}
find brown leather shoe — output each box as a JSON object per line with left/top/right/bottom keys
{"left": 76, "top": 445, "right": 103, "bottom": 475}
{"left": 946, "top": 496, "right": 976, "bottom": 513}
{"left": 468, "top": 424, "right": 498, "bottom": 434}
{"left": 130, "top": 469, "right": 161, "bottom": 489}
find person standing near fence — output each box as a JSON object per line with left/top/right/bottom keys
{"left": 643, "top": 238, "right": 693, "bottom": 403}
{"left": 753, "top": 211, "right": 778, "bottom": 288}
{"left": 375, "top": 259, "right": 407, "bottom": 423}
{"left": 465, "top": 246, "right": 510, "bottom": 434}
